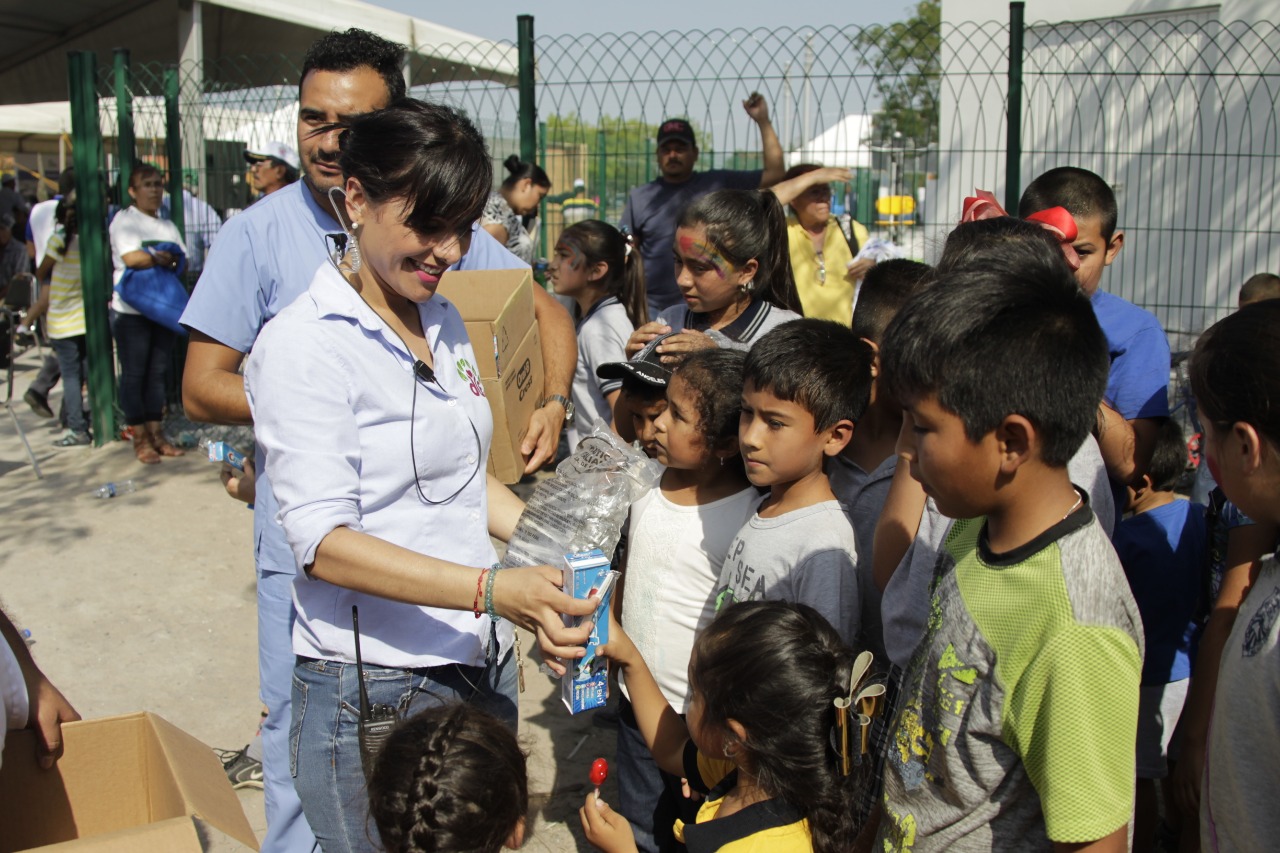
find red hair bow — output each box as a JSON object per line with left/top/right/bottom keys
{"left": 959, "top": 189, "right": 1081, "bottom": 271}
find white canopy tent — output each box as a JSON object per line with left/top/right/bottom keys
{"left": 786, "top": 114, "right": 874, "bottom": 169}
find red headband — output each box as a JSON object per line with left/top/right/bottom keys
{"left": 959, "top": 189, "right": 1081, "bottom": 271}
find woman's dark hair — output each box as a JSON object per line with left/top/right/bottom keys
{"left": 55, "top": 190, "right": 77, "bottom": 239}
{"left": 339, "top": 99, "right": 492, "bottom": 238}
{"left": 935, "top": 216, "right": 1072, "bottom": 282}
{"left": 670, "top": 348, "right": 746, "bottom": 471}
{"left": 368, "top": 704, "right": 527, "bottom": 853}
{"left": 300, "top": 28, "right": 407, "bottom": 103}
{"left": 558, "top": 219, "right": 649, "bottom": 327}
{"left": 1190, "top": 299, "right": 1280, "bottom": 449}
{"left": 678, "top": 189, "right": 803, "bottom": 315}
{"left": 500, "top": 155, "right": 551, "bottom": 191}
{"left": 693, "top": 601, "right": 863, "bottom": 853}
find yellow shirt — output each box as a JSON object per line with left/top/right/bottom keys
{"left": 45, "top": 230, "right": 85, "bottom": 340}
{"left": 672, "top": 743, "right": 812, "bottom": 852}
{"left": 786, "top": 215, "right": 868, "bottom": 325}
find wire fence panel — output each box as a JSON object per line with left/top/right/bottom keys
{"left": 75, "top": 15, "right": 1279, "bottom": 346}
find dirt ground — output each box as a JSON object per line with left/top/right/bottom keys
{"left": 0, "top": 345, "right": 618, "bottom": 851}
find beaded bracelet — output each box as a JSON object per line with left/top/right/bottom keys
{"left": 472, "top": 568, "right": 489, "bottom": 619}
{"left": 484, "top": 563, "right": 501, "bottom": 620}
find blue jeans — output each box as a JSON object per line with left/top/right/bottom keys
{"left": 49, "top": 336, "right": 87, "bottom": 434}
{"left": 291, "top": 638, "right": 518, "bottom": 853}
{"left": 258, "top": 569, "right": 317, "bottom": 853}
{"left": 109, "top": 310, "right": 175, "bottom": 424}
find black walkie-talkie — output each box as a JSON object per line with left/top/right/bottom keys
{"left": 352, "top": 605, "right": 398, "bottom": 780}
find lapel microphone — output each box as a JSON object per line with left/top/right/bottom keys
{"left": 413, "top": 360, "right": 435, "bottom": 384}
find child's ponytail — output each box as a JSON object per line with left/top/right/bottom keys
{"left": 677, "top": 189, "right": 804, "bottom": 316}
{"left": 558, "top": 220, "right": 649, "bottom": 327}
{"left": 693, "top": 602, "right": 867, "bottom": 853}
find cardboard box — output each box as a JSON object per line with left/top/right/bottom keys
{"left": 438, "top": 269, "right": 545, "bottom": 484}
{"left": 561, "top": 550, "right": 618, "bottom": 714}
{"left": 0, "top": 712, "right": 260, "bottom": 852}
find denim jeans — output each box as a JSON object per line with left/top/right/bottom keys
{"left": 290, "top": 637, "right": 518, "bottom": 853}
{"left": 257, "top": 570, "right": 317, "bottom": 853}
{"left": 109, "top": 310, "right": 175, "bottom": 424}
{"left": 49, "top": 336, "right": 87, "bottom": 434}
{"left": 616, "top": 696, "right": 694, "bottom": 853}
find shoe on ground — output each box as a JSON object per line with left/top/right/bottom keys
{"left": 52, "top": 429, "right": 91, "bottom": 447}
{"left": 218, "top": 746, "right": 264, "bottom": 790}
{"left": 24, "top": 389, "right": 54, "bottom": 418}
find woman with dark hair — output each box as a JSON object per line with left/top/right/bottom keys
{"left": 108, "top": 164, "right": 187, "bottom": 463}
{"left": 244, "top": 99, "right": 593, "bottom": 853}
{"left": 481, "top": 154, "right": 550, "bottom": 263}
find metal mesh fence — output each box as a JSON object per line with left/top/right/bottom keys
{"left": 77, "top": 14, "right": 1279, "bottom": 339}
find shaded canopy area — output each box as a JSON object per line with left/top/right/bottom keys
{"left": 0, "top": 0, "right": 517, "bottom": 106}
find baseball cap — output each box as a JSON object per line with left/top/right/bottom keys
{"left": 596, "top": 331, "right": 679, "bottom": 389}
{"left": 656, "top": 119, "right": 696, "bottom": 148}
{"left": 244, "top": 141, "right": 300, "bottom": 171}
{"left": 0, "top": 214, "right": 13, "bottom": 230}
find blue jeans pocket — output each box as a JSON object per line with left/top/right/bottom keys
{"left": 289, "top": 673, "right": 307, "bottom": 778}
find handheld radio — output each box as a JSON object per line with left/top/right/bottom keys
{"left": 352, "top": 605, "right": 398, "bottom": 780}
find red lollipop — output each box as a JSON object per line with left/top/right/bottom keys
{"left": 590, "top": 757, "right": 609, "bottom": 798}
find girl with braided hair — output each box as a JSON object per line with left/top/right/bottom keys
{"left": 582, "top": 601, "right": 874, "bottom": 853}
{"left": 368, "top": 703, "right": 528, "bottom": 853}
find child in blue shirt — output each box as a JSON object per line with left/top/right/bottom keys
{"left": 1113, "top": 418, "right": 1207, "bottom": 852}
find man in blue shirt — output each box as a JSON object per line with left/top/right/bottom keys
{"left": 622, "top": 94, "right": 785, "bottom": 317}
{"left": 179, "top": 28, "right": 575, "bottom": 853}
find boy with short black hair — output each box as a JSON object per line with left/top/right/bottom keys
{"left": 714, "top": 318, "right": 872, "bottom": 643}
{"left": 599, "top": 331, "right": 674, "bottom": 458}
{"left": 875, "top": 262, "right": 1143, "bottom": 852}
{"left": 1019, "top": 166, "right": 1170, "bottom": 499}
{"left": 1113, "top": 418, "right": 1206, "bottom": 853}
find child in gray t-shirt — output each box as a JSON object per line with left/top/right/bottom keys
{"left": 713, "top": 319, "right": 874, "bottom": 644}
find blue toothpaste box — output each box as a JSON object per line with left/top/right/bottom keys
{"left": 206, "top": 441, "right": 247, "bottom": 471}
{"left": 562, "top": 549, "right": 618, "bottom": 714}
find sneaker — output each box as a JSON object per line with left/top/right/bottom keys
{"left": 52, "top": 429, "right": 91, "bottom": 447}
{"left": 217, "top": 746, "right": 264, "bottom": 790}
{"left": 24, "top": 389, "right": 53, "bottom": 418}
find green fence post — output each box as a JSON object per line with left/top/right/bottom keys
{"left": 68, "top": 50, "right": 119, "bottom": 446}
{"left": 596, "top": 128, "right": 607, "bottom": 222}
{"left": 517, "top": 15, "right": 536, "bottom": 164}
{"left": 113, "top": 49, "right": 134, "bottom": 200}
{"left": 1004, "top": 2, "right": 1025, "bottom": 213}
{"left": 163, "top": 66, "right": 185, "bottom": 238}
{"left": 538, "top": 119, "right": 548, "bottom": 260}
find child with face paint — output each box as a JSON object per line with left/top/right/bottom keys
{"left": 624, "top": 189, "right": 804, "bottom": 362}
{"left": 548, "top": 220, "right": 648, "bottom": 450}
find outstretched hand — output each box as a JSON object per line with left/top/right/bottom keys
{"left": 492, "top": 566, "right": 598, "bottom": 676}
{"left": 580, "top": 793, "right": 639, "bottom": 853}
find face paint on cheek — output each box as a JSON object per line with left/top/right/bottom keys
{"left": 677, "top": 236, "right": 731, "bottom": 280}
{"left": 560, "top": 240, "right": 586, "bottom": 271}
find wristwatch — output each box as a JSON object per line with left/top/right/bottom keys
{"left": 540, "top": 394, "right": 576, "bottom": 422}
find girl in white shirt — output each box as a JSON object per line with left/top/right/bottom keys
{"left": 244, "top": 99, "right": 593, "bottom": 853}
{"left": 547, "top": 219, "right": 648, "bottom": 450}
{"left": 614, "top": 347, "right": 762, "bottom": 851}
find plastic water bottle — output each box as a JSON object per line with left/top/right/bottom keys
{"left": 92, "top": 480, "right": 136, "bottom": 499}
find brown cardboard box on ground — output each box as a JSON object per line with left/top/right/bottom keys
{"left": 0, "top": 712, "right": 259, "bottom": 852}
{"left": 438, "top": 269, "right": 545, "bottom": 484}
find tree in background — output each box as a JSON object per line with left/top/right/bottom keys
{"left": 852, "top": 0, "right": 940, "bottom": 149}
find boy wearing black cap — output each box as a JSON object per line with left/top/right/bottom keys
{"left": 622, "top": 94, "right": 785, "bottom": 318}
{"left": 599, "top": 331, "right": 676, "bottom": 457}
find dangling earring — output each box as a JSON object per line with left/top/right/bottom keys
{"left": 326, "top": 186, "right": 362, "bottom": 274}
{"left": 738, "top": 279, "right": 755, "bottom": 296}
{"left": 718, "top": 455, "right": 726, "bottom": 467}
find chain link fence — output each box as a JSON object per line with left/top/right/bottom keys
{"left": 65, "top": 12, "right": 1280, "bottom": 439}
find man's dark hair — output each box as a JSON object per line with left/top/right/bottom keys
{"left": 744, "top": 319, "right": 873, "bottom": 431}
{"left": 1239, "top": 272, "right": 1280, "bottom": 306}
{"left": 851, "top": 259, "right": 932, "bottom": 344}
{"left": 935, "top": 217, "right": 1071, "bottom": 283}
{"left": 881, "top": 265, "right": 1108, "bottom": 467}
{"left": 300, "top": 28, "right": 407, "bottom": 103}
{"left": 1146, "top": 418, "right": 1187, "bottom": 493}
{"left": 1019, "top": 166, "right": 1118, "bottom": 241}
{"left": 57, "top": 168, "right": 76, "bottom": 197}
{"left": 338, "top": 99, "right": 491, "bottom": 238}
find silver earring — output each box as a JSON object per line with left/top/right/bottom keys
{"left": 738, "top": 279, "right": 755, "bottom": 295}
{"left": 346, "top": 223, "right": 362, "bottom": 273}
